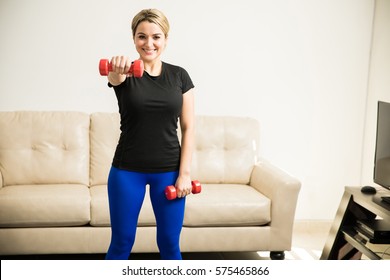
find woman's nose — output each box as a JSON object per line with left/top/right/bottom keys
{"left": 145, "top": 37, "right": 153, "bottom": 47}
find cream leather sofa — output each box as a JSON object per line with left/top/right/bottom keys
{"left": 0, "top": 111, "right": 301, "bottom": 259}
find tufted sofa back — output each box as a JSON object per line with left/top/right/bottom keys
{"left": 0, "top": 112, "right": 260, "bottom": 187}
{"left": 0, "top": 111, "right": 90, "bottom": 186}
{"left": 89, "top": 112, "right": 120, "bottom": 186}
{"left": 190, "top": 116, "right": 260, "bottom": 184}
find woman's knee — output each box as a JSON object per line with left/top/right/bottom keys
{"left": 157, "top": 233, "right": 182, "bottom": 260}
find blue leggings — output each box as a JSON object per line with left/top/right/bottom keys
{"left": 105, "top": 166, "right": 185, "bottom": 260}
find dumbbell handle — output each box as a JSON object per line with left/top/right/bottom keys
{"left": 99, "top": 59, "right": 144, "bottom": 78}
{"left": 165, "top": 180, "right": 202, "bottom": 200}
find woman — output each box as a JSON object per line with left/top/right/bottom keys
{"left": 105, "top": 9, "right": 195, "bottom": 260}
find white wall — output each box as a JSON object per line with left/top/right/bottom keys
{"left": 361, "top": 0, "right": 390, "bottom": 187}
{"left": 0, "top": 0, "right": 377, "bottom": 219}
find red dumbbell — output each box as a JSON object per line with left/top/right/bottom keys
{"left": 165, "top": 180, "right": 202, "bottom": 200}
{"left": 99, "top": 59, "right": 144, "bottom": 78}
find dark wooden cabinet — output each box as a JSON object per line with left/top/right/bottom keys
{"left": 321, "top": 187, "right": 390, "bottom": 260}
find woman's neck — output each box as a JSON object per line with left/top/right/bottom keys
{"left": 143, "top": 60, "right": 162, "bottom": 76}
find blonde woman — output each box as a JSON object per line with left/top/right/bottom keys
{"left": 105, "top": 9, "right": 195, "bottom": 260}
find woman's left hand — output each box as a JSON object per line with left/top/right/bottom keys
{"left": 175, "top": 175, "right": 192, "bottom": 198}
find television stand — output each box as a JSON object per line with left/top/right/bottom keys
{"left": 321, "top": 186, "right": 390, "bottom": 260}
{"left": 381, "top": 196, "right": 390, "bottom": 204}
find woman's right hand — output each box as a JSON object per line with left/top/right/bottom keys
{"left": 107, "top": 56, "right": 133, "bottom": 85}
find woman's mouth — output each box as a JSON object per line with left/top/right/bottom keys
{"left": 143, "top": 49, "right": 156, "bottom": 55}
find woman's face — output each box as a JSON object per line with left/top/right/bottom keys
{"left": 133, "top": 21, "right": 167, "bottom": 63}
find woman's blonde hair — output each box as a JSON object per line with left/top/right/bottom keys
{"left": 131, "top": 9, "right": 170, "bottom": 38}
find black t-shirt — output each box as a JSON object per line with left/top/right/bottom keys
{"left": 109, "top": 62, "right": 194, "bottom": 173}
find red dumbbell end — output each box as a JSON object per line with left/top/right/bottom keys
{"left": 131, "top": 60, "right": 144, "bottom": 78}
{"left": 192, "top": 180, "right": 202, "bottom": 194}
{"left": 99, "top": 59, "right": 110, "bottom": 76}
{"left": 165, "top": 185, "right": 177, "bottom": 200}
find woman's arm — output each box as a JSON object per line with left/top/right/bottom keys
{"left": 175, "top": 88, "right": 195, "bottom": 198}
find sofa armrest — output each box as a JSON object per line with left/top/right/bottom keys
{"left": 249, "top": 159, "right": 301, "bottom": 246}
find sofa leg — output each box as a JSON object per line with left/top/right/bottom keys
{"left": 270, "top": 251, "right": 285, "bottom": 260}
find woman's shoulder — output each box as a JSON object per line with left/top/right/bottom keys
{"left": 162, "top": 62, "right": 194, "bottom": 90}
{"left": 163, "top": 62, "right": 189, "bottom": 74}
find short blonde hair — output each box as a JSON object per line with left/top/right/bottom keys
{"left": 131, "top": 9, "right": 170, "bottom": 38}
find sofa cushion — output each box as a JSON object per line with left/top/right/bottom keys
{"left": 183, "top": 184, "right": 271, "bottom": 227}
{"left": 0, "top": 111, "right": 90, "bottom": 186}
{"left": 90, "top": 185, "right": 156, "bottom": 227}
{"left": 0, "top": 185, "right": 90, "bottom": 227}
{"left": 190, "top": 116, "right": 260, "bottom": 184}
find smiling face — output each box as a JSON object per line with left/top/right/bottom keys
{"left": 134, "top": 21, "right": 167, "bottom": 63}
